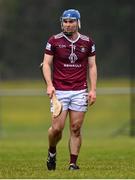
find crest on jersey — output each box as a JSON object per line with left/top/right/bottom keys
{"left": 68, "top": 44, "right": 78, "bottom": 63}
{"left": 68, "top": 53, "right": 78, "bottom": 63}
{"left": 80, "top": 46, "right": 86, "bottom": 52}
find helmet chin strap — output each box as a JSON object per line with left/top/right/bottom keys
{"left": 63, "top": 31, "right": 73, "bottom": 36}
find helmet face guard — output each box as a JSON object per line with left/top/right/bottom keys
{"left": 60, "top": 9, "right": 81, "bottom": 35}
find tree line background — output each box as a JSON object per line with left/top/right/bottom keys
{"left": 0, "top": 0, "right": 134, "bottom": 80}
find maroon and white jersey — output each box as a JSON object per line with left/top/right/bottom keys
{"left": 45, "top": 32, "right": 96, "bottom": 90}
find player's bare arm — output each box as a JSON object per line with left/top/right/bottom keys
{"left": 88, "top": 55, "right": 97, "bottom": 105}
{"left": 43, "top": 54, "right": 55, "bottom": 98}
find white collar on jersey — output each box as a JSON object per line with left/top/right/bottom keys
{"left": 62, "top": 32, "right": 80, "bottom": 44}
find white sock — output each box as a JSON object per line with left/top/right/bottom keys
{"left": 49, "top": 152, "right": 56, "bottom": 157}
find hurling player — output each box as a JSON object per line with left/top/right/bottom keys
{"left": 42, "top": 9, "right": 97, "bottom": 170}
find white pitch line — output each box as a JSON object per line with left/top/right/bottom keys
{"left": 0, "top": 87, "right": 135, "bottom": 96}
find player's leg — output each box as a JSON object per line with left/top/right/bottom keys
{"left": 48, "top": 90, "right": 70, "bottom": 149}
{"left": 68, "top": 110, "right": 85, "bottom": 170}
{"left": 48, "top": 110, "right": 68, "bottom": 148}
{"left": 47, "top": 110, "right": 68, "bottom": 170}
{"left": 68, "top": 89, "right": 88, "bottom": 170}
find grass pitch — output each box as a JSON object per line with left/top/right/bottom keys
{"left": 0, "top": 137, "right": 135, "bottom": 179}
{"left": 0, "top": 79, "right": 135, "bottom": 178}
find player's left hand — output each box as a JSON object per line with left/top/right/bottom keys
{"left": 88, "top": 90, "right": 96, "bottom": 106}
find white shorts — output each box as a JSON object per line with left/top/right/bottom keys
{"left": 51, "top": 89, "right": 88, "bottom": 112}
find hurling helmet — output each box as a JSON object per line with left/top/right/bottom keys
{"left": 61, "top": 9, "right": 81, "bottom": 28}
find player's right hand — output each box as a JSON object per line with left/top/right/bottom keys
{"left": 46, "top": 85, "right": 55, "bottom": 99}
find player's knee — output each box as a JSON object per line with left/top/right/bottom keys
{"left": 71, "top": 124, "right": 81, "bottom": 137}
{"left": 51, "top": 126, "right": 63, "bottom": 136}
